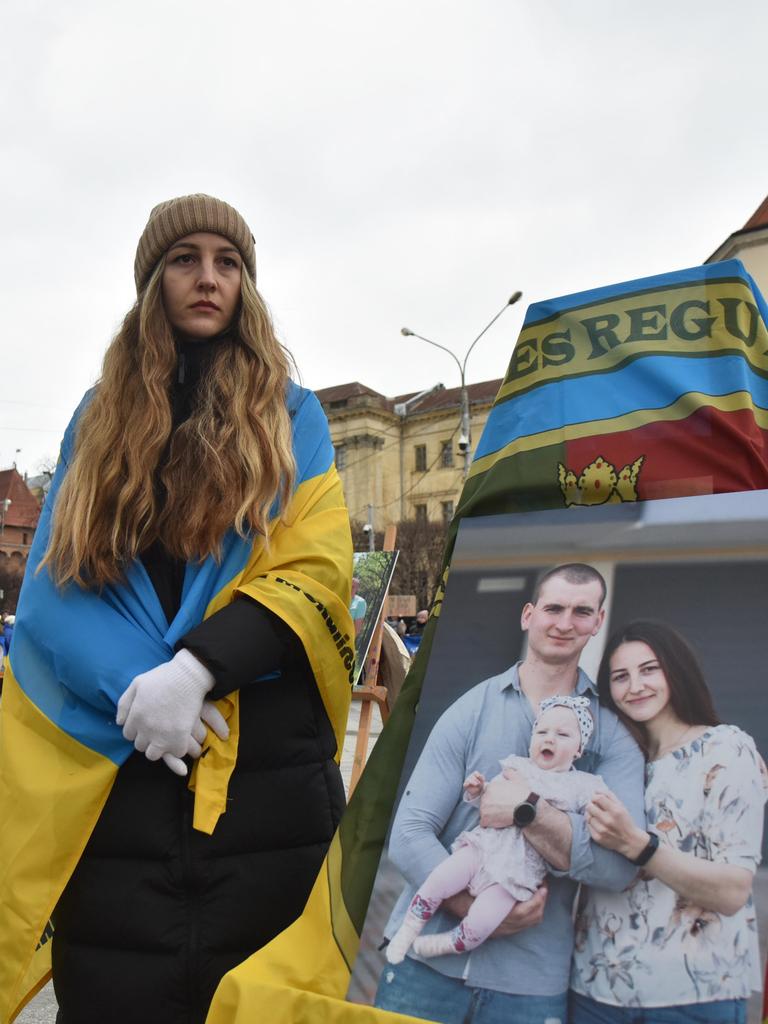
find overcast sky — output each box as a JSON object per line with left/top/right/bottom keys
{"left": 3, "top": 0, "right": 768, "bottom": 476}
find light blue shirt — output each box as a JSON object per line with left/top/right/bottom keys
{"left": 350, "top": 594, "right": 367, "bottom": 621}
{"left": 385, "top": 663, "right": 646, "bottom": 997}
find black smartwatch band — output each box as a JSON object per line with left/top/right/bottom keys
{"left": 631, "top": 831, "right": 660, "bottom": 866}
{"left": 513, "top": 791, "right": 540, "bottom": 827}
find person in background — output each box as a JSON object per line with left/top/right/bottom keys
{"left": 408, "top": 609, "right": 429, "bottom": 636}
{"left": 2, "top": 614, "right": 14, "bottom": 656}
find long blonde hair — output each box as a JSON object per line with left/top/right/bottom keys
{"left": 42, "top": 262, "right": 296, "bottom": 588}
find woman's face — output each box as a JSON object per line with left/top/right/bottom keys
{"left": 608, "top": 640, "right": 673, "bottom": 725}
{"left": 161, "top": 231, "right": 242, "bottom": 340}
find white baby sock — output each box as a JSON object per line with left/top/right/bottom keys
{"left": 412, "top": 930, "right": 461, "bottom": 958}
{"left": 385, "top": 911, "right": 427, "bottom": 964}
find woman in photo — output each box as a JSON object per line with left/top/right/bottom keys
{"left": 0, "top": 194, "right": 353, "bottom": 1024}
{"left": 571, "top": 620, "right": 766, "bottom": 1024}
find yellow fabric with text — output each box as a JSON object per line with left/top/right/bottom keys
{"left": 206, "top": 837, "right": 434, "bottom": 1024}
{"left": 499, "top": 276, "right": 768, "bottom": 401}
{"left": 0, "top": 670, "right": 115, "bottom": 1022}
{"left": 0, "top": 466, "right": 353, "bottom": 1022}
{"left": 189, "top": 468, "right": 353, "bottom": 833}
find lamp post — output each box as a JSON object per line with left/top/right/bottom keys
{"left": 401, "top": 291, "right": 522, "bottom": 479}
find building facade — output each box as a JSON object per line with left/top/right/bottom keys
{"left": 0, "top": 469, "right": 41, "bottom": 561}
{"left": 315, "top": 379, "right": 501, "bottom": 528}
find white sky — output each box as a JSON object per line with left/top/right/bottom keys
{"left": 3, "top": 0, "right": 768, "bottom": 476}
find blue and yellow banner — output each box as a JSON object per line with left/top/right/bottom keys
{"left": 0, "top": 383, "right": 353, "bottom": 1023}
{"left": 470, "top": 259, "right": 768, "bottom": 508}
{"left": 203, "top": 259, "right": 768, "bottom": 1023}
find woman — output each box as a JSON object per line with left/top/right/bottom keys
{"left": 0, "top": 194, "right": 354, "bottom": 1024}
{"left": 570, "top": 620, "right": 765, "bottom": 1023}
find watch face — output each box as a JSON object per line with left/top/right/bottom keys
{"left": 513, "top": 801, "right": 536, "bottom": 826}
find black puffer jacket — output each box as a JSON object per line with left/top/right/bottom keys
{"left": 52, "top": 343, "right": 346, "bottom": 1024}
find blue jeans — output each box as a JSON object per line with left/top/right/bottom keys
{"left": 569, "top": 990, "right": 747, "bottom": 1024}
{"left": 374, "top": 955, "right": 568, "bottom": 1024}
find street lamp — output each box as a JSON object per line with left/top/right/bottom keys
{"left": 401, "top": 290, "right": 522, "bottom": 478}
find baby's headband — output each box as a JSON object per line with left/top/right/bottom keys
{"left": 535, "top": 694, "right": 594, "bottom": 750}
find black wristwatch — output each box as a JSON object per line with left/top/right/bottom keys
{"left": 631, "top": 831, "right": 660, "bottom": 866}
{"left": 512, "top": 792, "right": 540, "bottom": 827}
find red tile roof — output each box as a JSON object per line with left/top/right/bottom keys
{"left": 392, "top": 379, "right": 502, "bottom": 413}
{"left": 314, "top": 382, "right": 386, "bottom": 403}
{"left": 0, "top": 469, "right": 41, "bottom": 529}
{"left": 316, "top": 378, "right": 503, "bottom": 415}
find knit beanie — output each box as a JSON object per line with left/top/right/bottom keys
{"left": 134, "top": 193, "right": 256, "bottom": 291}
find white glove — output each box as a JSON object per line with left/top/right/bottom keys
{"left": 200, "top": 700, "right": 230, "bottom": 742}
{"left": 116, "top": 649, "right": 215, "bottom": 775}
{"left": 160, "top": 701, "right": 231, "bottom": 777}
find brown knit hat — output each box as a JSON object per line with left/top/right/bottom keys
{"left": 134, "top": 193, "right": 256, "bottom": 290}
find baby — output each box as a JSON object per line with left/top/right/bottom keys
{"left": 386, "top": 695, "right": 605, "bottom": 962}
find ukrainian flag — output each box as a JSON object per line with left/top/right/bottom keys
{"left": 203, "top": 259, "right": 768, "bottom": 1023}
{"left": 0, "top": 383, "right": 354, "bottom": 1023}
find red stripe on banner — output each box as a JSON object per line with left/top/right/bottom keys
{"left": 564, "top": 407, "right": 768, "bottom": 502}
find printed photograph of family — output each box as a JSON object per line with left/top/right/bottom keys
{"left": 347, "top": 488, "right": 768, "bottom": 1024}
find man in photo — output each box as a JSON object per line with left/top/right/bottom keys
{"left": 374, "top": 563, "right": 645, "bottom": 1024}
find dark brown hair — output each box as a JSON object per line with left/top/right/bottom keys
{"left": 597, "top": 621, "right": 720, "bottom": 749}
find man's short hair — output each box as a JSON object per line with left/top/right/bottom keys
{"left": 531, "top": 563, "right": 607, "bottom": 608}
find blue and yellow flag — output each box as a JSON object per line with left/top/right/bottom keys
{"left": 0, "top": 383, "right": 354, "bottom": 1023}
{"left": 203, "top": 258, "right": 768, "bottom": 1023}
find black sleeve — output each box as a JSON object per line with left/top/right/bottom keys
{"left": 178, "top": 595, "right": 304, "bottom": 700}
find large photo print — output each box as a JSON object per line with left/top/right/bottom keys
{"left": 348, "top": 489, "right": 768, "bottom": 1024}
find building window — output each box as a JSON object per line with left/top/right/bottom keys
{"left": 440, "top": 441, "right": 454, "bottom": 468}
{"left": 441, "top": 501, "right": 454, "bottom": 523}
{"left": 22, "top": 532, "right": 28, "bottom": 545}
{"left": 334, "top": 445, "right": 346, "bottom": 470}
{"left": 414, "top": 503, "right": 428, "bottom": 525}
{"left": 414, "top": 444, "right": 427, "bottom": 472}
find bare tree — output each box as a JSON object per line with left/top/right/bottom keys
{"left": 351, "top": 518, "right": 449, "bottom": 611}
{"left": 0, "top": 555, "right": 24, "bottom": 615}
{"left": 36, "top": 454, "right": 57, "bottom": 478}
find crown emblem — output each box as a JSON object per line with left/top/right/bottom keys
{"left": 558, "top": 455, "right": 644, "bottom": 507}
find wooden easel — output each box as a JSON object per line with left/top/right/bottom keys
{"left": 348, "top": 523, "right": 396, "bottom": 796}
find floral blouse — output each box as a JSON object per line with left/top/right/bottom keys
{"left": 571, "top": 725, "right": 766, "bottom": 1007}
